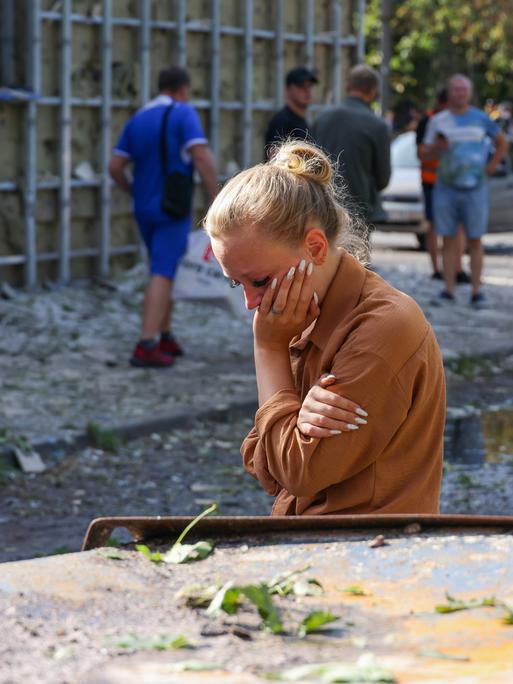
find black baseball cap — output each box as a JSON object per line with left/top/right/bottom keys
{"left": 286, "top": 66, "right": 318, "bottom": 87}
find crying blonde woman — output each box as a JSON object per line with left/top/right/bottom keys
{"left": 204, "top": 140, "right": 445, "bottom": 516}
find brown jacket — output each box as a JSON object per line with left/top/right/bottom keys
{"left": 241, "top": 251, "right": 445, "bottom": 515}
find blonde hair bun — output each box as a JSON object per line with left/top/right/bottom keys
{"left": 270, "top": 140, "right": 333, "bottom": 186}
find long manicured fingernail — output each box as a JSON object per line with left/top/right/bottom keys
{"left": 356, "top": 408, "right": 368, "bottom": 417}
{"left": 323, "top": 373, "right": 336, "bottom": 380}
{"left": 307, "top": 262, "right": 313, "bottom": 276}
{"left": 313, "top": 291, "right": 319, "bottom": 305}
{"left": 298, "top": 259, "right": 306, "bottom": 273}
{"left": 271, "top": 277, "right": 277, "bottom": 289}
{"left": 346, "top": 424, "right": 359, "bottom": 431}
{"left": 330, "top": 429, "right": 342, "bottom": 435}
{"left": 287, "top": 266, "right": 295, "bottom": 280}
{"left": 355, "top": 417, "right": 368, "bottom": 425}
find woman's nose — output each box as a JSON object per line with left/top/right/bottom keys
{"left": 243, "top": 288, "right": 262, "bottom": 310}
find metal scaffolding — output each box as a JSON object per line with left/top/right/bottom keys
{"left": 0, "top": 0, "right": 365, "bottom": 288}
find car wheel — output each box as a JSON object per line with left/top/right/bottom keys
{"left": 416, "top": 233, "right": 427, "bottom": 251}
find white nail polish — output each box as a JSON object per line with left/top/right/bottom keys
{"left": 271, "top": 277, "right": 277, "bottom": 289}
{"left": 355, "top": 417, "right": 368, "bottom": 425}
{"left": 356, "top": 408, "right": 368, "bottom": 417}
{"left": 346, "top": 424, "right": 359, "bottom": 431}
{"left": 330, "top": 429, "right": 342, "bottom": 435}
{"left": 307, "top": 262, "right": 313, "bottom": 276}
{"left": 313, "top": 291, "right": 319, "bottom": 305}
{"left": 298, "top": 259, "right": 306, "bottom": 273}
{"left": 287, "top": 266, "right": 295, "bottom": 279}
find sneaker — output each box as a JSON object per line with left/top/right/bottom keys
{"left": 470, "top": 292, "right": 487, "bottom": 310}
{"left": 431, "top": 290, "right": 456, "bottom": 306}
{"left": 130, "top": 342, "right": 175, "bottom": 367}
{"left": 431, "top": 270, "right": 443, "bottom": 281}
{"left": 159, "top": 334, "right": 184, "bottom": 356}
{"left": 456, "top": 270, "right": 471, "bottom": 285}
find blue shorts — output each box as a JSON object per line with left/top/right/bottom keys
{"left": 136, "top": 214, "right": 191, "bottom": 279}
{"left": 433, "top": 182, "right": 489, "bottom": 239}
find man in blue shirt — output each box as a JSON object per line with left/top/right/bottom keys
{"left": 109, "top": 66, "right": 218, "bottom": 367}
{"left": 422, "top": 74, "right": 507, "bottom": 308}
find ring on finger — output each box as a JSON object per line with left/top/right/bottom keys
{"left": 271, "top": 306, "right": 283, "bottom": 315}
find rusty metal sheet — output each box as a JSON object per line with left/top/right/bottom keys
{"left": 81, "top": 513, "right": 513, "bottom": 550}
{"left": 1, "top": 516, "right": 512, "bottom": 683}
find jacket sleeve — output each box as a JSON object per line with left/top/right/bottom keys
{"left": 241, "top": 350, "right": 410, "bottom": 499}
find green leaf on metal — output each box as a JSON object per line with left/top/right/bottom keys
{"left": 163, "top": 540, "right": 214, "bottom": 564}
{"left": 164, "top": 661, "right": 221, "bottom": 672}
{"left": 206, "top": 581, "right": 241, "bottom": 616}
{"left": 135, "top": 544, "right": 163, "bottom": 563}
{"left": 99, "top": 549, "right": 126, "bottom": 560}
{"left": 241, "top": 584, "right": 284, "bottom": 634}
{"left": 206, "top": 581, "right": 283, "bottom": 633}
{"left": 343, "top": 585, "right": 368, "bottom": 596}
{"left": 298, "top": 611, "right": 339, "bottom": 637}
{"left": 435, "top": 592, "right": 496, "bottom": 613}
{"left": 267, "top": 653, "right": 396, "bottom": 682}
{"left": 417, "top": 648, "right": 470, "bottom": 661}
{"left": 113, "top": 633, "right": 190, "bottom": 652}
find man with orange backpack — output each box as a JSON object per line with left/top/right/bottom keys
{"left": 416, "top": 88, "right": 469, "bottom": 283}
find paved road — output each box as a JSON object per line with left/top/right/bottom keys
{"left": 371, "top": 229, "right": 513, "bottom": 361}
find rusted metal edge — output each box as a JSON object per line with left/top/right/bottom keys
{"left": 81, "top": 513, "right": 513, "bottom": 550}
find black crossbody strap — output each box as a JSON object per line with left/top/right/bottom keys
{"left": 159, "top": 103, "right": 175, "bottom": 174}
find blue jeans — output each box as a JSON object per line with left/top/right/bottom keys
{"left": 433, "top": 182, "right": 489, "bottom": 239}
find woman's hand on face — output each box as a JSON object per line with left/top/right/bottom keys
{"left": 297, "top": 374, "right": 369, "bottom": 438}
{"left": 253, "top": 259, "right": 320, "bottom": 351}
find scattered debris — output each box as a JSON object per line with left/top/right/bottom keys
{"left": 404, "top": 523, "right": 422, "bottom": 534}
{"left": 369, "top": 535, "right": 387, "bottom": 548}
{"left": 12, "top": 446, "right": 46, "bottom": 474}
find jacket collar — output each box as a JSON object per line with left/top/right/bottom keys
{"left": 344, "top": 95, "right": 372, "bottom": 112}
{"left": 142, "top": 94, "right": 174, "bottom": 111}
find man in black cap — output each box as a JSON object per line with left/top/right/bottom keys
{"left": 264, "top": 66, "right": 318, "bottom": 158}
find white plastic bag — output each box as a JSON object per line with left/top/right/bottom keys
{"left": 173, "top": 229, "right": 248, "bottom": 317}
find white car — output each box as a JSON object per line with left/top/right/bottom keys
{"left": 377, "top": 131, "right": 513, "bottom": 246}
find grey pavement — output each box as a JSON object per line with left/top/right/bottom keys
{"left": 1, "top": 230, "right": 512, "bottom": 450}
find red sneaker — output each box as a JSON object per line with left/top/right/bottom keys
{"left": 130, "top": 342, "right": 175, "bottom": 367}
{"left": 159, "top": 335, "right": 184, "bottom": 356}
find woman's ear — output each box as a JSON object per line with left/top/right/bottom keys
{"left": 304, "top": 228, "right": 329, "bottom": 265}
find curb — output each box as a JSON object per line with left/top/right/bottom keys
{"left": 2, "top": 346, "right": 513, "bottom": 473}
{"left": 0, "top": 398, "right": 258, "bottom": 472}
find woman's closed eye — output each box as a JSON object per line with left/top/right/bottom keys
{"left": 228, "top": 276, "right": 270, "bottom": 289}
{"left": 251, "top": 276, "right": 270, "bottom": 288}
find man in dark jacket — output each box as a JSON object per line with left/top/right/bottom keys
{"left": 312, "top": 65, "right": 391, "bottom": 224}
{"left": 264, "top": 66, "right": 318, "bottom": 158}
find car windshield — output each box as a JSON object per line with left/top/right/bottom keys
{"left": 392, "top": 133, "right": 419, "bottom": 169}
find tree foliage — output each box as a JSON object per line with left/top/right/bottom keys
{"left": 365, "top": 0, "right": 513, "bottom": 107}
